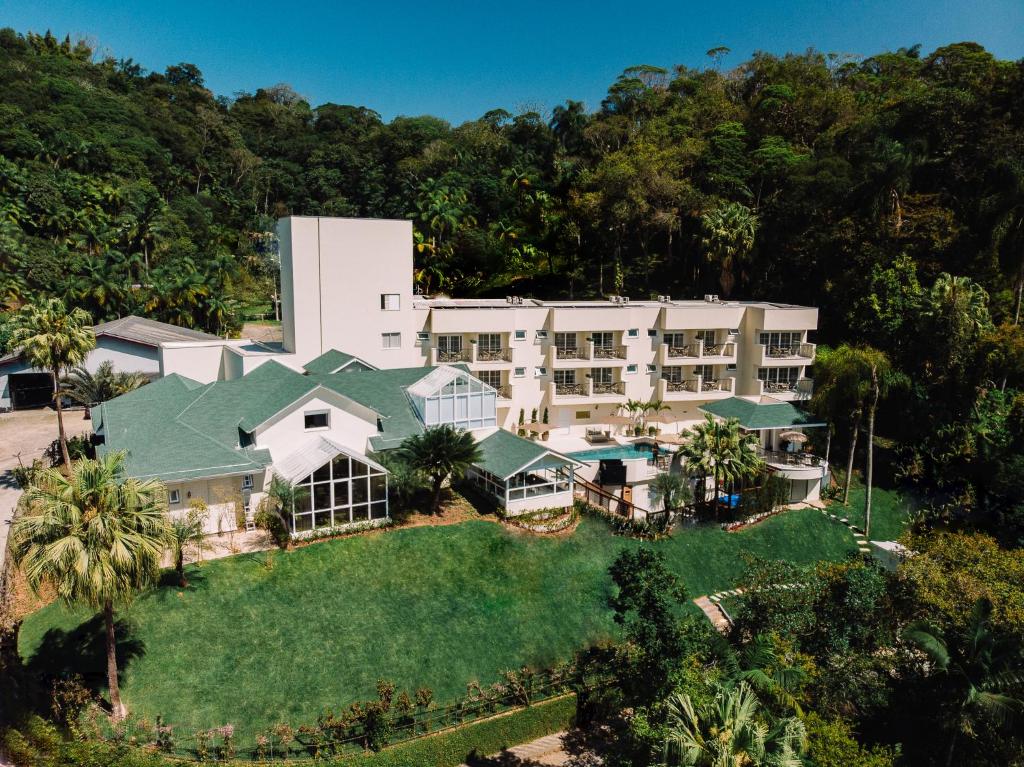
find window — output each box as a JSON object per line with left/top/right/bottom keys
{"left": 759, "top": 331, "right": 801, "bottom": 355}
{"left": 729, "top": 328, "right": 740, "bottom": 336}
{"left": 554, "top": 332, "right": 577, "bottom": 351}
{"left": 292, "top": 454, "right": 388, "bottom": 533}
{"left": 757, "top": 366, "right": 800, "bottom": 391}
{"left": 416, "top": 331, "right": 430, "bottom": 343}
{"left": 592, "top": 331, "right": 614, "bottom": 349}
{"left": 554, "top": 369, "right": 576, "bottom": 385}
{"left": 696, "top": 330, "right": 717, "bottom": 344}
{"left": 535, "top": 329, "right": 549, "bottom": 340}
{"left": 534, "top": 367, "right": 547, "bottom": 377}
{"left": 168, "top": 489, "right": 181, "bottom": 505}
{"left": 647, "top": 328, "right": 658, "bottom": 337}
{"left": 646, "top": 364, "right": 657, "bottom": 374}
{"left": 478, "top": 333, "right": 501, "bottom": 353}
{"left": 662, "top": 366, "right": 683, "bottom": 383}
{"left": 726, "top": 363, "right": 737, "bottom": 371}
{"left": 477, "top": 370, "right": 501, "bottom": 388}
{"left": 304, "top": 410, "right": 330, "bottom": 430}
{"left": 697, "top": 364, "right": 715, "bottom": 380}
{"left": 514, "top": 329, "right": 527, "bottom": 341}
{"left": 626, "top": 328, "right": 639, "bottom": 338}
{"left": 514, "top": 367, "right": 526, "bottom": 378}
{"left": 241, "top": 474, "right": 253, "bottom": 490}
{"left": 625, "top": 364, "right": 638, "bottom": 374}
{"left": 591, "top": 367, "right": 613, "bottom": 384}
{"left": 380, "top": 293, "right": 400, "bottom": 311}
{"left": 381, "top": 332, "right": 401, "bottom": 349}
{"left": 664, "top": 332, "right": 687, "bottom": 349}
{"left": 411, "top": 370, "right": 498, "bottom": 430}
{"left": 575, "top": 410, "right": 592, "bottom": 420}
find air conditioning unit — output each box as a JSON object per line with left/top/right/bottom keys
{"left": 703, "top": 294, "right": 719, "bottom": 303}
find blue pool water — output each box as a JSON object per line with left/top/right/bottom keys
{"left": 567, "top": 443, "right": 660, "bottom": 462}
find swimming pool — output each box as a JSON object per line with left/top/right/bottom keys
{"left": 567, "top": 442, "right": 662, "bottom": 462}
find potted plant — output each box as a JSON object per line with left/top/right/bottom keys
{"left": 542, "top": 407, "right": 549, "bottom": 441}
{"left": 518, "top": 408, "right": 525, "bottom": 437}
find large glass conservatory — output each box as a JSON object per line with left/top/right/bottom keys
{"left": 407, "top": 365, "right": 498, "bottom": 430}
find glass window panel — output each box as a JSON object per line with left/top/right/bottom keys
{"left": 298, "top": 474, "right": 312, "bottom": 486}
{"left": 296, "top": 494, "right": 312, "bottom": 513}
{"left": 313, "top": 464, "right": 331, "bottom": 483}
{"left": 331, "top": 456, "right": 350, "bottom": 478}
{"left": 440, "top": 396, "right": 454, "bottom": 422}
{"left": 456, "top": 395, "right": 468, "bottom": 420}
{"left": 294, "top": 513, "right": 313, "bottom": 532}
{"left": 370, "top": 501, "right": 388, "bottom": 520}
{"left": 333, "top": 480, "right": 350, "bottom": 506}
{"left": 314, "top": 510, "right": 332, "bottom": 529}
{"left": 351, "top": 459, "right": 369, "bottom": 477}
{"left": 333, "top": 507, "right": 351, "bottom": 526}
{"left": 353, "top": 477, "right": 369, "bottom": 504}
{"left": 352, "top": 504, "right": 370, "bottom": 521}
{"left": 313, "top": 483, "right": 332, "bottom": 510}
{"left": 371, "top": 475, "right": 387, "bottom": 501}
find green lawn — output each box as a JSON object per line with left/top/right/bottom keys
{"left": 829, "top": 479, "right": 916, "bottom": 541}
{"left": 19, "top": 511, "right": 856, "bottom": 736}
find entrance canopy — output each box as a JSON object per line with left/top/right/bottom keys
{"left": 699, "top": 396, "right": 825, "bottom": 431}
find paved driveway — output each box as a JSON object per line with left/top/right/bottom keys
{"left": 0, "top": 408, "right": 93, "bottom": 568}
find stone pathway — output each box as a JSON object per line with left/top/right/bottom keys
{"left": 819, "top": 508, "right": 872, "bottom": 554}
{"left": 694, "top": 594, "right": 733, "bottom": 633}
{"left": 461, "top": 730, "right": 603, "bottom": 766}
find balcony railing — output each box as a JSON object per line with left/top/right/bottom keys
{"left": 555, "top": 346, "right": 588, "bottom": 360}
{"left": 766, "top": 343, "right": 815, "bottom": 359}
{"left": 666, "top": 344, "right": 700, "bottom": 359}
{"left": 592, "top": 381, "right": 625, "bottom": 396}
{"left": 664, "top": 378, "right": 699, "bottom": 393}
{"left": 437, "top": 348, "right": 471, "bottom": 363}
{"left": 701, "top": 377, "right": 731, "bottom": 392}
{"left": 758, "top": 447, "right": 825, "bottom": 468}
{"left": 701, "top": 341, "right": 736, "bottom": 357}
{"left": 555, "top": 382, "right": 586, "bottom": 396}
{"left": 477, "top": 347, "right": 512, "bottom": 362}
{"left": 762, "top": 377, "right": 813, "bottom": 395}
{"left": 593, "top": 345, "right": 627, "bottom": 360}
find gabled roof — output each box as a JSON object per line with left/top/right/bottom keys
{"left": 472, "top": 429, "right": 581, "bottom": 480}
{"left": 93, "top": 315, "right": 219, "bottom": 345}
{"left": 699, "top": 396, "right": 825, "bottom": 430}
{"left": 274, "top": 436, "right": 387, "bottom": 484}
{"left": 303, "top": 349, "right": 377, "bottom": 375}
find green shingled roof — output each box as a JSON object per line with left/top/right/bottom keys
{"left": 303, "top": 349, "right": 376, "bottom": 375}
{"left": 699, "top": 397, "right": 825, "bottom": 430}
{"left": 98, "top": 355, "right": 473, "bottom": 481}
{"left": 473, "top": 429, "right": 579, "bottom": 479}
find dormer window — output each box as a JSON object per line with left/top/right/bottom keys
{"left": 304, "top": 410, "right": 330, "bottom": 430}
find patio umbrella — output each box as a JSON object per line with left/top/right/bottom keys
{"left": 655, "top": 433, "right": 685, "bottom": 445}
{"left": 779, "top": 430, "right": 808, "bottom": 443}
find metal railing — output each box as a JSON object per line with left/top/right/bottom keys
{"left": 766, "top": 343, "right": 814, "bottom": 359}
{"left": 555, "top": 346, "right": 588, "bottom": 360}
{"left": 437, "top": 348, "right": 471, "bottom": 363}
{"left": 666, "top": 344, "right": 700, "bottom": 358}
{"left": 497, "top": 385, "right": 512, "bottom": 399}
{"left": 701, "top": 342, "right": 735, "bottom": 357}
{"left": 476, "top": 347, "right": 512, "bottom": 362}
{"left": 701, "top": 378, "right": 731, "bottom": 392}
{"left": 593, "top": 345, "right": 626, "bottom": 360}
{"left": 592, "top": 381, "right": 625, "bottom": 395}
{"left": 555, "top": 382, "right": 586, "bottom": 396}
{"left": 664, "top": 378, "right": 699, "bottom": 392}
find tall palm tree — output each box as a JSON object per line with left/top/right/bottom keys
{"left": 662, "top": 681, "right": 806, "bottom": 767}
{"left": 903, "top": 598, "right": 1024, "bottom": 767}
{"left": 859, "top": 347, "right": 903, "bottom": 539}
{"left": 62, "top": 360, "right": 149, "bottom": 409}
{"left": 648, "top": 471, "right": 691, "bottom": 513}
{"left": 11, "top": 451, "right": 170, "bottom": 720}
{"left": 397, "top": 425, "right": 482, "bottom": 515}
{"left": 700, "top": 202, "right": 758, "bottom": 297}
{"left": 679, "top": 414, "right": 763, "bottom": 511}
{"left": 810, "top": 344, "right": 872, "bottom": 505}
{"left": 7, "top": 298, "right": 95, "bottom": 467}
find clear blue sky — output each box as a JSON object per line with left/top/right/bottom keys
{"left": 4, "top": 0, "right": 1023, "bottom": 124}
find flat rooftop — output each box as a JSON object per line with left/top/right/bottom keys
{"left": 414, "top": 297, "right": 812, "bottom": 310}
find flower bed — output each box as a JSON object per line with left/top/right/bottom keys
{"left": 721, "top": 507, "right": 787, "bottom": 532}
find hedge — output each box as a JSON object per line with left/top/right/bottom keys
{"left": 331, "top": 694, "right": 576, "bottom": 767}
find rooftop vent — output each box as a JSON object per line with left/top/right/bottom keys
{"left": 703, "top": 294, "right": 720, "bottom": 303}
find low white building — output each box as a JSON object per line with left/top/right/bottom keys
{"left": 0, "top": 315, "right": 219, "bottom": 410}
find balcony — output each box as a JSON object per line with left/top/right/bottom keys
{"left": 664, "top": 378, "right": 699, "bottom": 393}
{"left": 555, "top": 346, "right": 589, "bottom": 360}
{"left": 497, "top": 385, "right": 512, "bottom": 400}
{"left": 701, "top": 377, "right": 733, "bottom": 393}
{"left": 592, "top": 345, "right": 627, "bottom": 360}
{"left": 658, "top": 375, "right": 734, "bottom": 400}
{"left": 760, "top": 377, "right": 813, "bottom": 398}
{"left": 434, "top": 347, "right": 471, "bottom": 364}
{"left": 476, "top": 347, "right": 512, "bottom": 363}
{"left": 555, "top": 382, "right": 587, "bottom": 397}
{"left": 699, "top": 341, "right": 737, "bottom": 359}
{"left": 591, "top": 380, "right": 625, "bottom": 396}
{"left": 665, "top": 344, "right": 700, "bottom": 359}
{"left": 658, "top": 340, "right": 736, "bottom": 365}
{"left": 756, "top": 342, "right": 816, "bottom": 366}
{"left": 758, "top": 447, "right": 828, "bottom": 480}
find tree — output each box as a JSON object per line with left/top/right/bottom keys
{"left": 61, "top": 360, "right": 149, "bottom": 408}
{"left": 258, "top": 475, "right": 309, "bottom": 547}
{"left": 700, "top": 202, "right": 758, "bottom": 297}
{"left": 903, "top": 598, "right": 1024, "bottom": 767}
{"left": 396, "top": 425, "right": 481, "bottom": 514}
{"left": 608, "top": 548, "right": 692, "bottom": 703}
{"left": 11, "top": 451, "right": 170, "bottom": 720}
{"left": 7, "top": 299, "right": 95, "bottom": 467}
{"left": 167, "top": 505, "right": 209, "bottom": 587}
{"left": 859, "top": 347, "right": 901, "bottom": 538}
{"left": 648, "top": 471, "right": 691, "bottom": 513}
{"left": 679, "top": 414, "right": 763, "bottom": 510}
{"left": 661, "top": 681, "right": 806, "bottom": 767}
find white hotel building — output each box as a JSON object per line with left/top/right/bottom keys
{"left": 97, "top": 216, "right": 825, "bottom": 536}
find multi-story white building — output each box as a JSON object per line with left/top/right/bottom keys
{"left": 101, "top": 215, "right": 826, "bottom": 535}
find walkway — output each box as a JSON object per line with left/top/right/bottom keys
{"left": 460, "top": 729, "right": 604, "bottom": 766}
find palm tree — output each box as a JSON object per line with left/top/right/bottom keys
{"left": 721, "top": 634, "right": 809, "bottom": 716}
{"left": 810, "top": 344, "right": 872, "bottom": 506}
{"left": 903, "top": 598, "right": 1024, "bottom": 767}
{"left": 679, "top": 414, "right": 763, "bottom": 511}
{"left": 7, "top": 298, "right": 95, "bottom": 467}
{"left": 11, "top": 451, "right": 170, "bottom": 720}
{"left": 859, "top": 347, "right": 903, "bottom": 539}
{"left": 168, "top": 506, "right": 209, "bottom": 587}
{"left": 261, "top": 475, "right": 309, "bottom": 545}
{"left": 700, "top": 202, "right": 758, "bottom": 297}
{"left": 662, "top": 681, "right": 806, "bottom": 767}
{"left": 648, "top": 471, "right": 691, "bottom": 513}
{"left": 62, "top": 361, "right": 149, "bottom": 409}
{"left": 397, "top": 425, "right": 482, "bottom": 515}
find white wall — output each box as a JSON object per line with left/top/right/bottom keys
{"left": 254, "top": 390, "right": 379, "bottom": 460}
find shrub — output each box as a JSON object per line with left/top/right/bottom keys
{"left": 43, "top": 434, "right": 92, "bottom": 467}
{"left": 11, "top": 459, "right": 44, "bottom": 489}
